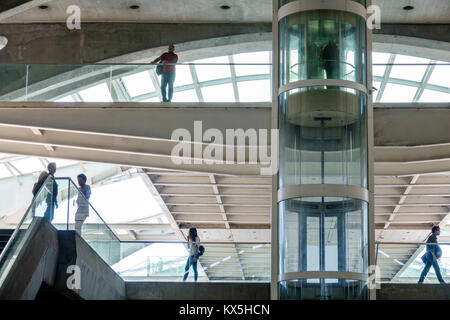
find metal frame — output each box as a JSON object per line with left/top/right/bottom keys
{"left": 271, "top": 0, "right": 280, "bottom": 300}
{"left": 278, "top": 184, "right": 369, "bottom": 202}
{"left": 366, "top": 0, "right": 376, "bottom": 300}
{"left": 278, "top": 0, "right": 367, "bottom": 21}
{"left": 279, "top": 79, "right": 368, "bottom": 96}
{"left": 279, "top": 271, "right": 368, "bottom": 282}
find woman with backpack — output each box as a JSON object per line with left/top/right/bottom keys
{"left": 183, "top": 227, "right": 201, "bottom": 282}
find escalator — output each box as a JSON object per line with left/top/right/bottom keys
{"left": 0, "top": 230, "right": 14, "bottom": 254}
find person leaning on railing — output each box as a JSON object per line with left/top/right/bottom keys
{"left": 418, "top": 225, "right": 446, "bottom": 284}
{"left": 31, "top": 162, "right": 58, "bottom": 222}
{"left": 150, "top": 44, "right": 178, "bottom": 102}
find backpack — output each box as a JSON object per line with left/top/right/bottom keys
{"left": 156, "top": 64, "right": 163, "bottom": 75}
{"left": 198, "top": 245, "right": 205, "bottom": 256}
{"left": 32, "top": 171, "right": 48, "bottom": 196}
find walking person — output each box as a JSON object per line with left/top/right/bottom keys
{"left": 150, "top": 44, "right": 178, "bottom": 102}
{"left": 74, "top": 174, "right": 91, "bottom": 235}
{"left": 183, "top": 227, "right": 200, "bottom": 282}
{"left": 418, "top": 226, "right": 446, "bottom": 284}
{"left": 32, "top": 162, "right": 58, "bottom": 222}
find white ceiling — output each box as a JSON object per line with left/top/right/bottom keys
{"left": 1, "top": 0, "right": 449, "bottom": 23}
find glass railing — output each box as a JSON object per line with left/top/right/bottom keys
{"left": 376, "top": 242, "right": 450, "bottom": 284}
{"left": 112, "top": 241, "right": 271, "bottom": 282}
{"left": 0, "top": 176, "right": 270, "bottom": 283}
{"left": 0, "top": 63, "right": 272, "bottom": 103}
{"left": 0, "top": 62, "right": 448, "bottom": 103}
{"left": 0, "top": 175, "right": 55, "bottom": 288}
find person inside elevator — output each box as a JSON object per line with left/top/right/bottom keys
{"left": 32, "top": 162, "right": 58, "bottom": 222}
{"left": 319, "top": 40, "right": 339, "bottom": 79}
{"left": 75, "top": 173, "right": 91, "bottom": 235}
{"left": 418, "top": 226, "right": 446, "bottom": 284}
{"left": 150, "top": 44, "right": 178, "bottom": 102}
{"left": 183, "top": 227, "right": 200, "bottom": 282}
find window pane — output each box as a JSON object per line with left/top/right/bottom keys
{"left": 427, "top": 63, "right": 450, "bottom": 88}
{"left": 195, "top": 56, "right": 231, "bottom": 82}
{"left": 390, "top": 55, "right": 429, "bottom": 82}
{"left": 419, "top": 90, "right": 450, "bottom": 103}
{"left": 201, "top": 83, "right": 235, "bottom": 102}
{"left": 233, "top": 51, "right": 270, "bottom": 76}
{"left": 10, "top": 158, "right": 43, "bottom": 174}
{"left": 380, "top": 83, "right": 417, "bottom": 102}
{"left": 372, "top": 52, "right": 390, "bottom": 77}
{"left": 79, "top": 83, "right": 113, "bottom": 102}
{"left": 55, "top": 95, "right": 75, "bottom": 102}
{"left": 172, "top": 89, "right": 198, "bottom": 102}
{"left": 174, "top": 65, "right": 193, "bottom": 87}
{"left": 122, "top": 71, "right": 154, "bottom": 97}
{"left": 238, "top": 80, "right": 271, "bottom": 102}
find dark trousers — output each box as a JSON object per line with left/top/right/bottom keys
{"left": 419, "top": 259, "right": 445, "bottom": 284}
{"left": 183, "top": 254, "right": 198, "bottom": 282}
{"left": 161, "top": 72, "right": 175, "bottom": 102}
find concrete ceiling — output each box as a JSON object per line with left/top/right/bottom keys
{"left": 1, "top": 0, "right": 449, "bottom": 24}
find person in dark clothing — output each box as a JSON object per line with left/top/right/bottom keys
{"left": 32, "top": 162, "right": 58, "bottom": 222}
{"left": 418, "top": 226, "right": 446, "bottom": 284}
{"left": 319, "top": 40, "right": 340, "bottom": 79}
{"left": 151, "top": 44, "right": 178, "bottom": 102}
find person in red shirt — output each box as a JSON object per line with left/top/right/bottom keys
{"left": 151, "top": 44, "right": 178, "bottom": 102}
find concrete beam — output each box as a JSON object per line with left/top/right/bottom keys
{"left": 0, "top": 23, "right": 272, "bottom": 64}
{"left": 0, "top": 102, "right": 448, "bottom": 175}
{"left": 0, "top": 23, "right": 448, "bottom": 65}
{"left": 126, "top": 281, "right": 270, "bottom": 300}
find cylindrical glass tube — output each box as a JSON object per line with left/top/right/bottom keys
{"left": 276, "top": 2, "right": 370, "bottom": 300}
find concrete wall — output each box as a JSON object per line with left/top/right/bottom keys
{"left": 377, "top": 284, "right": 450, "bottom": 300}
{"left": 52, "top": 231, "right": 125, "bottom": 300}
{"left": 0, "top": 218, "right": 59, "bottom": 299}
{"left": 0, "top": 219, "right": 125, "bottom": 299}
{"left": 126, "top": 282, "right": 270, "bottom": 300}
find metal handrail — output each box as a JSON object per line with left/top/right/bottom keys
{"left": 55, "top": 177, "right": 121, "bottom": 243}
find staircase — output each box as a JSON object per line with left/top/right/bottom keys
{"left": 0, "top": 229, "right": 14, "bottom": 254}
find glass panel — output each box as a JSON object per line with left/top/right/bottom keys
{"left": 195, "top": 56, "right": 231, "bottom": 82}
{"left": 279, "top": 198, "right": 368, "bottom": 274}
{"left": 279, "top": 87, "right": 367, "bottom": 188}
{"left": 237, "top": 79, "right": 271, "bottom": 102}
{"left": 122, "top": 71, "right": 155, "bottom": 97}
{"left": 0, "top": 176, "right": 54, "bottom": 287}
{"left": 279, "top": 279, "right": 368, "bottom": 300}
{"left": 428, "top": 62, "right": 450, "bottom": 88}
{"left": 233, "top": 51, "right": 271, "bottom": 76}
{"left": 112, "top": 242, "right": 270, "bottom": 282}
{"left": 419, "top": 89, "right": 450, "bottom": 103}
{"left": 372, "top": 52, "right": 390, "bottom": 77}
{"left": 0, "top": 64, "right": 27, "bottom": 101}
{"left": 201, "top": 83, "right": 235, "bottom": 102}
{"left": 279, "top": 10, "right": 366, "bottom": 86}
{"left": 390, "top": 55, "right": 429, "bottom": 82}
{"left": 380, "top": 83, "right": 417, "bottom": 102}
{"left": 377, "top": 243, "right": 450, "bottom": 284}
